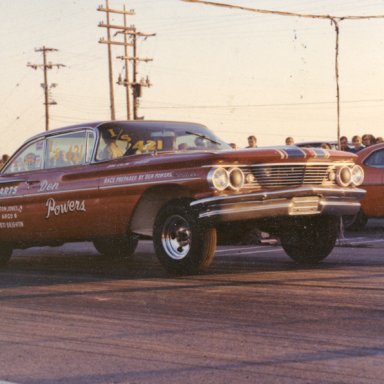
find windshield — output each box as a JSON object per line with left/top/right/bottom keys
{"left": 95, "top": 122, "right": 230, "bottom": 160}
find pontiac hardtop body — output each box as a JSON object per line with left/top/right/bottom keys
{"left": 0, "top": 121, "right": 365, "bottom": 274}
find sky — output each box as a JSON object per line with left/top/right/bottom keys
{"left": 1, "top": 0, "right": 384, "bottom": 155}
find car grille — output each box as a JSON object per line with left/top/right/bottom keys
{"left": 242, "top": 164, "right": 333, "bottom": 189}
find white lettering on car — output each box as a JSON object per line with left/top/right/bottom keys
{"left": 103, "top": 172, "right": 174, "bottom": 185}
{"left": 39, "top": 180, "right": 59, "bottom": 192}
{"left": 0, "top": 186, "right": 18, "bottom": 196}
{"left": 45, "top": 198, "right": 86, "bottom": 219}
{"left": 0, "top": 205, "right": 23, "bottom": 213}
{"left": 0, "top": 205, "right": 24, "bottom": 229}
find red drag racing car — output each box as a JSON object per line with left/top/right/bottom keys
{"left": 343, "top": 142, "right": 384, "bottom": 230}
{"left": 0, "top": 121, "right": 365, "bottom": 274}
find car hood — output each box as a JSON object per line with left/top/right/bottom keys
{"left": 122, "top": 146, "right": 357, "bottom": 168}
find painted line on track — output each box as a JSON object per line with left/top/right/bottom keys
{"left": 225, "top": 248, "right": 282, "bottom": 256}
{"left": 216, "top": 247, "right": 282, "bottom": 256}
{"left": 0, "top": 381, "right": 20, "bottom": 384}
{"left": 339, "top": 238, "right": 384, "bottom": 245}
{"left": 352, "top": 238, "right": 384, "bottom": 244}
{"left": 216, "top": 245, "right": 275, "bottom": 253}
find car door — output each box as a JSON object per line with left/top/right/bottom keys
{"left": 0, "top": 138, "right": 48, "bottom": 244}
{"left": 1, "top": 129, "right": 101, "bottom": 246}
{"left": 35, "top": 129, "right": 102, "bottom": 241}
{"left": 361, "top": 147, "right": 384, "bottom": 217}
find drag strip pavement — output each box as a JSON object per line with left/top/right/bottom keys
{"left": 216, "top": 234, "right": 384, "bottom": 257}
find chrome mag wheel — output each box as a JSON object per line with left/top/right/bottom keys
{"left": 161, "top": 214, "right": 192, "bottom": 260}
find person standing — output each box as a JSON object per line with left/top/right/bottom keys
{"left": 362, "top": 134, "right": 376, "bottom": 147}
{"left": 0, "top": 154, "right": 9, "bottom": 170}
{"left": 285, "top": 137, "right": 294, "bottom": 145}
{"left": 350, "top": 135, "right": 365, "bottom": 153}
{"left": 246, "top": 135, "right": 257, "bottom": 148}
{"left": 339, "top": 136, "right": 351, "bottom": 152}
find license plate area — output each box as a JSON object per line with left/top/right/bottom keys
{"left": 289, "top": 196, "right": 320, "bottom": 215}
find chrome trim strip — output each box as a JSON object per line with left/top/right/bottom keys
{"left": 197, "top": 198, "right": 362, "bottom": 221}
{"left": 0, "top": 177, "right": 201, "bottom": 200}
{"left": 0, "top": 177, "right": 26, "bottom": 184}
{"left": 202, "top": 162, "right": 354, "bottom": 168}
{"left": 99, "top": 177, "right": 201, "bottom": 190}
{"left": 190, "top": 186, "right": 366, "bottom": 206}
{"left": 199, "top": 203, "right": 289, "bottom": 219}
{"left": 0, "top": 186, "right": 98, "bottom": 200}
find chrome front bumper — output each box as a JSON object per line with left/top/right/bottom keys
{"left": 191, "top": 186, "right": 366, "bottom": 223}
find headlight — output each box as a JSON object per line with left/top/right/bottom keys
{"left": 208, "top": 167, "right": 229, "bottom": 191}
{"left": 351, "top": 165, "right": 364, "bottom": 186}
{"left": 336, "top": 166, "right": 352, "bottom": 187}
{"left": 228, "top": 168, "right": 245, "bottom": 190}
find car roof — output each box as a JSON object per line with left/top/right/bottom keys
{"left": 23, "top": 120, "right": 207, "bottom": 144}
{"left": 355, "top": 142, "right": 384, "bottom": 160}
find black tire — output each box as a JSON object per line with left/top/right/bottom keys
{"left": 93, "top": 234, "right": 138, "bottom": 259}
{"left": 342, "top": 210, "right": 368, "bottom": 231}
{"left": 153, "top": 200, "right": 217, "bottom": 275}
{"left": 0, "top": 245, "right": 12, "bottom": 268}
{"left": 280, "top": 216, "right": 339, "bottom": 264}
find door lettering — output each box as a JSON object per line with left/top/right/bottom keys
{"left": 45, "top": 198, "right": 86, "bottom": 219}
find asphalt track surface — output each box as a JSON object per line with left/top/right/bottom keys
{"left": 0, "top": 221, "right": 383, "bottom": 384}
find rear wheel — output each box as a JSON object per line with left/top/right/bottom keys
{"left": 153, "top": 200, "right": 217, "bottom": 275}
{"left": 280, "top": 216, "right": 339, "bottom": 264}
{"left": 93, "top": 234, "right": 138, "bottom": 259}
{"left": 0, "top": 245, "right": 12, "bottom": 268}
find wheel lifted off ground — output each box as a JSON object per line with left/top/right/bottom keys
{"left": 153, "top": 200, "right": 217, "bottom": 275}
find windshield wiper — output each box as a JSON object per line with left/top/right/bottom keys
{"left": 185, "top": 131, "right": 221, "bottom": 146}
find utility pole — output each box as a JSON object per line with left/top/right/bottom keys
{"left": 128, "top": 27, "right": 155, "bottom": 119}
{"left": 98, "top": 0, "right": 134, "bottom": 120}
{"left": 98, "top": 2, "right": 155, "bottom": 120}
{"left": 27, "top": 46, "right": 65, "bottom": 131}
{"left": 116, "top": 5, "right": 135, "bottom": 120}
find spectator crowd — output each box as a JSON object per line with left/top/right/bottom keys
{"left": 0, "top": 154, "right": 9, "bottom": 170}
{"left": 234, "top": 133, "right": 383, "bottom": 152}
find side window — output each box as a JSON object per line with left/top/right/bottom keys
{"left": 2, "top": 140, "right": 45, "bottom": 174}
{"left": 96, "top": 128, "right": 132, "bottom": 161}
{"left": 46, "top": 131, "right": 87, "bottom": 169}
{"left": 364, "top": 149, "right": 384, "bottom": 168}
{"left": 85, "top": 132, "right": 95, "bottom": 163}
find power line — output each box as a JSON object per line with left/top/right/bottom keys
{"left": 182, "top": 0, "right": 384, "bottom": 147}
{"left": 141, "top": 98, "right": 384, "bottom": 110}
{"left": 27, "top": 46, "right": 65, "bottom": 131}
{"left": 0, "top": 71, "right": 30, "bottom": 112}
{"left": 182, "top": 1, "right": 384, "bottom": 20}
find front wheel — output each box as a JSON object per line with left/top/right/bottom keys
{"left": 280, "top": 216, "right": 339, "bottom": 264}
{"left": 153, "top": 200, "right": 217, "bottom": 275}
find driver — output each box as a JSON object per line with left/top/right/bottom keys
{"left": 101, "top": 139, "right": 124, "bottom": 160}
